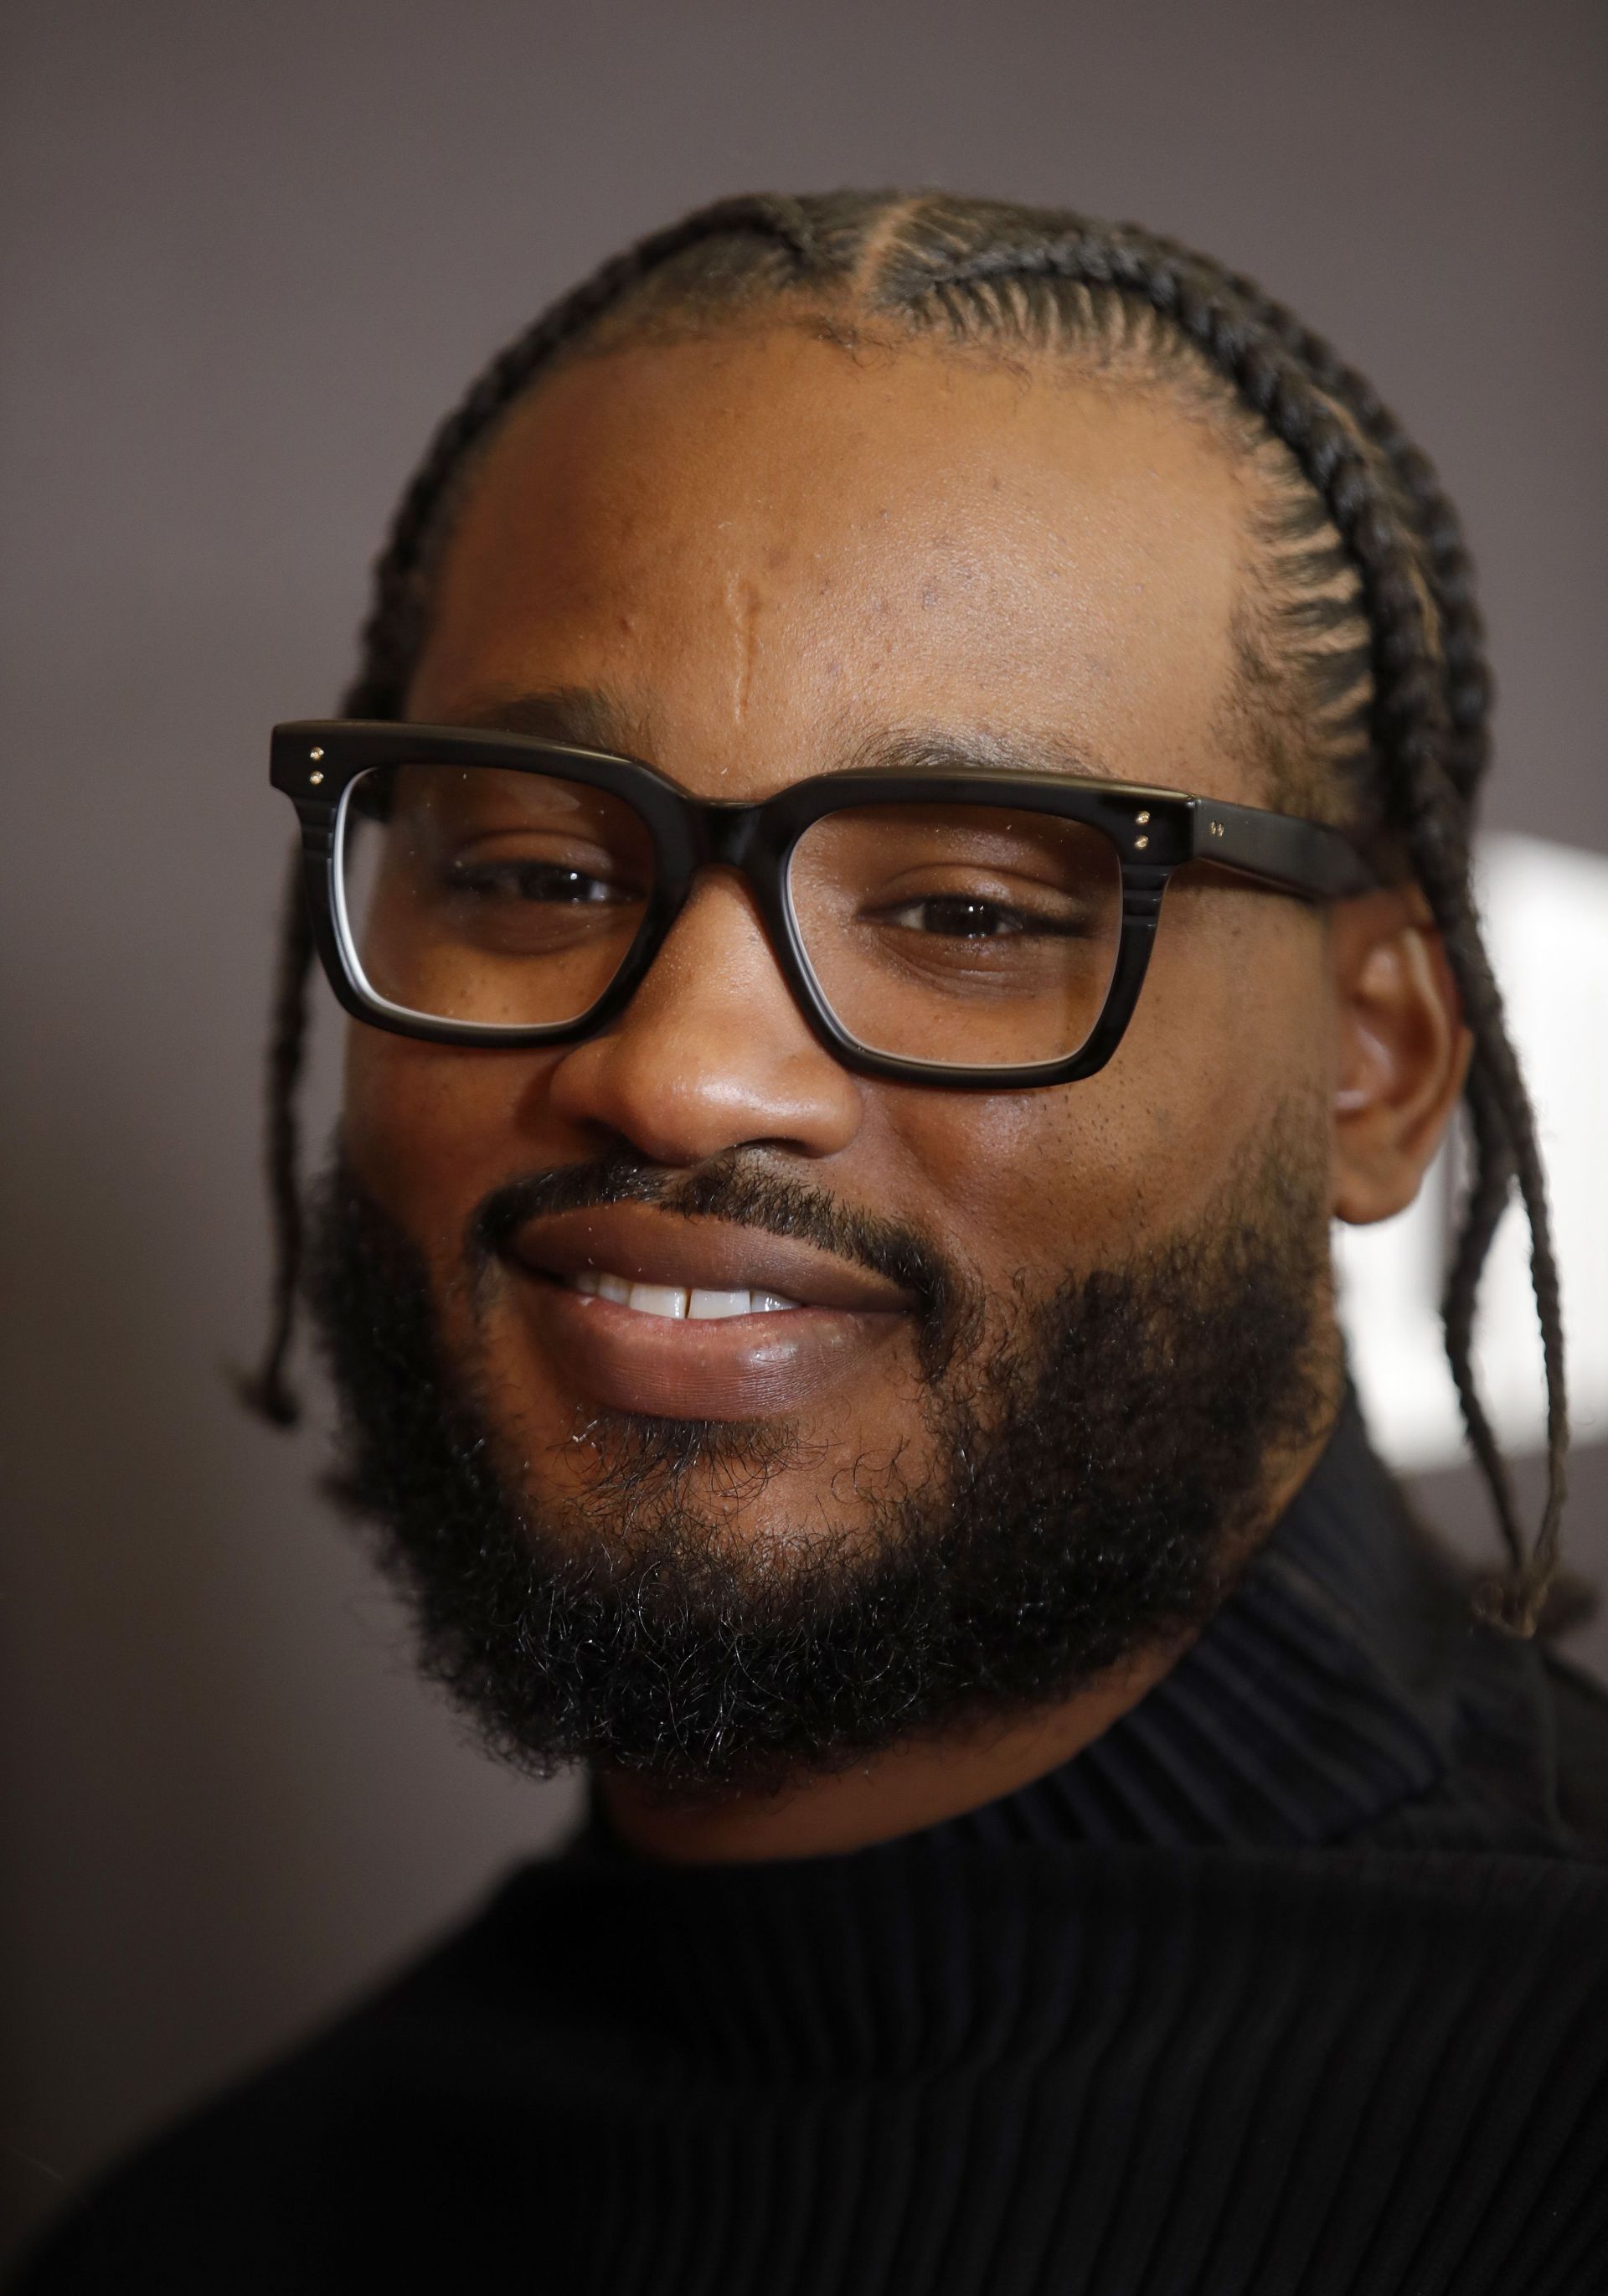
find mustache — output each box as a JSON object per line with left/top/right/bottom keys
{"left": 471, "top": 1144, "right": 979, "bottom": 1369}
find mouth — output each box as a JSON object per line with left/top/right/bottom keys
{"left": 500, "top": 1203, "right": 916, "bottom": 1421}
{"left": 564, "top": 1269, "right": 803, "bottom": 1320}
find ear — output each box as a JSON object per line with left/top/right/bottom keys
{"left": 1330, "top": 886, "right": 1471, "bottom": 1227}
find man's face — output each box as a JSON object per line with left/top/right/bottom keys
{"left": 318, "top": 324, "right": 1351, "bottom": 1790}
{"left": 345, "top": 328, "right": 1333, "bottom": 1522}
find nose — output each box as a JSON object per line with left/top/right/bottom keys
{"left": 543, "top": 869, "right": 863, "bottom": 1166}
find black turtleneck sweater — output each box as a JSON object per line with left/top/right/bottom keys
{"left": 13, "top": 1409, "right": 1608, "bottom": 2294}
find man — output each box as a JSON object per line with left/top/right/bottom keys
{"left": 17, "top": 192, "right": 1608, "bottom": 2293}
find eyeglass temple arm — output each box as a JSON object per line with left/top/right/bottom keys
{"left": 1188, "top": 797, "right": 1380, "bottom": 900}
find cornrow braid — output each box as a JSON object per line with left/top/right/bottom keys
{"left": 236, "top": 843, "right": 314, "bottom": 1424}
{"left": 1167, "top": 249, "right": 1569, "bottom": 1618}
{"left": 347, "top": 193, "right": 827, "bottom": 721}
{"left": 1134, "top": 235, "right": 1544, "bottom": 1580}
{"left": 1178, "top": 242, "right": 1493, "bottom": 797}
{"left": 244, "top": 191, "right": 1567, "bottom": 1633}
{"left": 881, "top": 213, "right": 1566, "bottom": 1626}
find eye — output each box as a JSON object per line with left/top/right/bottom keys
{"left": 883, "top": 894, "right": 1033, "bottom": 939}
{"left": 447, "top": 859, "right": 634, "bottom": 906}
{"left": 875, "top": 890, "right": 1091, "bottom": 942}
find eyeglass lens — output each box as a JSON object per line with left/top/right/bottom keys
{"left": 338, "top": 764, "right": 655, "bottom": 1028}
{"left": 337, "top": 764, "right": 1122, "bottom": 1066}
{"left": 787, "top": 802, "right": 1121, "bottom": 1068}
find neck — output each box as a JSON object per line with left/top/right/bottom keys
{"left": 597, "top": 1409, "right": 1339, "bottom": 1865}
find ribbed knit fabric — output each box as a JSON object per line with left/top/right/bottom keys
{"left": 13, "top": 1408, "right": 1608, "bottom": 2295}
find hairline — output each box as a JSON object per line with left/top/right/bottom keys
{"left": 410, "top": 304, "right": 1354, "bottom": 826}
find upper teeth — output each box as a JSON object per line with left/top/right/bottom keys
{"left": 569, "top": 1271, "right": 801, "bottom": 1318}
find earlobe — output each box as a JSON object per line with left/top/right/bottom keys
{"left": 1330, "top": 891, "right": 1471, "bottom": 1227}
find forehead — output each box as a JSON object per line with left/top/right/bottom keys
{"left": 409, "top": 327, "right": 1255, "bottom": 801}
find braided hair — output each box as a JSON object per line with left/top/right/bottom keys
{"left": 241, "top": 190, "right": 1567, "bottom": 1636}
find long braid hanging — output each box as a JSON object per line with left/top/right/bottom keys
{"left": 1157, "top": 242, "right": 1558, "bottom": 1594}
{"left": 1163, "top": 240, "right": 1569, "bottom": 1623}
{"left": 236, "top": 844, "right": 315, "bottom": 1424}
{"left": 1181, "top": 249, "right": 1568, "bottom": 1625}
{"left": 245, "top": 191, "right": 1567, "bottom": 1631}
{"left": 1246, "top": 313, "right": 1569, "bottom": 1620}
{"left": 1160, "top": 248, "right": 1538, "bottom": 1530}
{"left": 1442, "top": 1059, "right": 1525, "bottom": 1570}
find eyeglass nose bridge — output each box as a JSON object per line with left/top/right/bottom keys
{"left": 683, "top": 797, "right": 771, "bottom": 877}
{"left": 663, "top": 800, "right": 796, "bottom": 953}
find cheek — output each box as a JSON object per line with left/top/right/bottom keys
{"left": 1122, "top": 890, "right": 1333, "bottom": 1181}
{"left": 341, "top": 1026, "right": 559, "bottom": 1262}
{"left": 879, "top": 900, "right": 1332, "bottom": 1287}
{"left": 876, "top": 1086, "right": 1152, "bottom": 1290}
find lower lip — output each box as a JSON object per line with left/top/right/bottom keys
{"left": 514, "top": 1273, "right": 909, "bottom": 1421}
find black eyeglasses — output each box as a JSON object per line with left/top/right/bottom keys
{"left": 271, "top": 720, "right": 1379, "bottom": 1090}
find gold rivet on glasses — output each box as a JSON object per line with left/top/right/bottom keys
{"left": 1136, "top": 809, "right": 1151, "bottom": 824}
{"left": 1135, "top": 835, "right": 1149, "bottom": 849}
{"left": 309, "top": 770, "right": 324, "bottom": 785}
{"left": 309, "top": 746, "right": 324, "bottom": 761}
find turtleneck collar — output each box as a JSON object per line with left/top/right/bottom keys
{"left": 927, "top": 1396, "right": 1570, "bottom": 1857}
{"left": 576, "top": 1397, "right": 1574, "bottom": 1870}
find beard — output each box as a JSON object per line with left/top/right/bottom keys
{"left": 303, "top": 1118, "right": 1336, "bottom": 1803}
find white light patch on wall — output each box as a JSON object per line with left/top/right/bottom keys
{"left": 1335, "top": 833, "right": 1608, "bottom": 1472}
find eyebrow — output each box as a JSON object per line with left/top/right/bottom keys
{"left": 425, "top": 686, "right": 662, "bottom": 757}
{"left": 420, "top": 689, "right": 1114, "bottom": 786}
{"left": 841, "top": 725, "right": 1111, "bottom": 783}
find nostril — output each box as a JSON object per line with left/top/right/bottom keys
{"left": 542, "top": 982, "right": 863, "bottom": 1167}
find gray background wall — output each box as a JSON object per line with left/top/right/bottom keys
{"left": 3, "top": 0, "right": 1604, "bottom": 2264}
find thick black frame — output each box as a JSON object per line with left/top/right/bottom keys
{"left": 271, "top": 719, "right": 1379, "bottom": 1089}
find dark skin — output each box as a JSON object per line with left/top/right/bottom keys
{"left": 343, "top": 325, "right": 1468, "bottom": 1862}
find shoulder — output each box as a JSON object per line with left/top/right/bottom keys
{"left": 7, "top": 1873, "right": 581, "bottom": 2295}
{"left": 1542, "top": 1645, "right": 1608, "bottom": 1853}
{"left": 1378, "top": 1468, "right": 1608, "bottom": 1860}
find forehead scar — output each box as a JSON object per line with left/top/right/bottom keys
{"left": 726, "top": 573, "right": 759, "bottom": 730}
